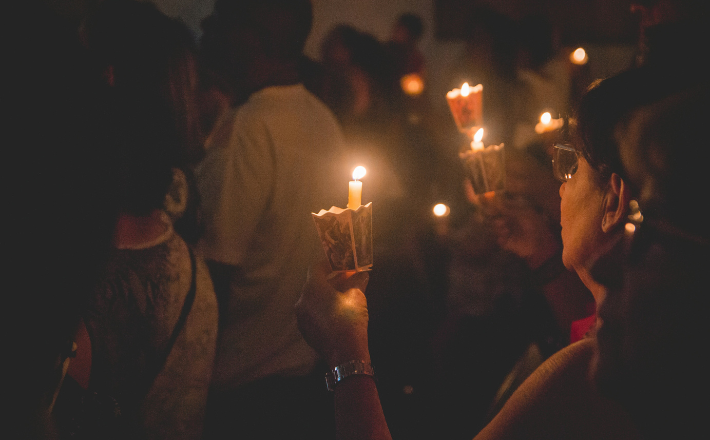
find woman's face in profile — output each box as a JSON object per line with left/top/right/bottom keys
{"left": 559, "top": 157, "right": 606, "bottom": 273}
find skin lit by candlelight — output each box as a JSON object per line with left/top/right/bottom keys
{"left": 433, "top": 203, "right": 450, "bottom": 217}
{"left": 571, "top": 47, "right": 588, "bottom": 65}
{"left": 401, "top": 74, "right": 424, "bottom": 96}
{"left": 540, "top": 112, "right": 552, "bottom": 125}
{"left": 352, "top": 166, "right": 367, "bottom": 181}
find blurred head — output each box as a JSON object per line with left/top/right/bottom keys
{"left": 392, "top": 13, "right": 424, "bottom": 45}
{"left": 201, "top": 0, "right": 312, "bottom": 94}
{"left": 558, "top": 73, "right": 638, "bottom": 281}
{"left": 592, "top": 84, "right": 710, "bottom": 439}
{"left": 84, "top": 0, "right": 203, "bottom": 168}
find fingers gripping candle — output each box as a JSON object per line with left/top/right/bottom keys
{"left": 348, "top": 166, "right": 366, "bottom": 210}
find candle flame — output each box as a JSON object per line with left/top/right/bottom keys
{"left": 352, "top": 166, "right": 367, "bottom": 180}
{"left": 474, "top": 128, "right": 484, "bottom": 143}
{"left": 571, "top": 47, "right": 588, "bottom": 65}
{"left": 540, "top": 112, "right": 552, "bottom": 124}
{"left": 460, "top": 82, "right": 470, "bottom": 97}
{"left": 433, "top": 203, "right": 450, "bottom": 217}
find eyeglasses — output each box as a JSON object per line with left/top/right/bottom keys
{"left": 552, "top": 143, "right": 580, "bottom": 182}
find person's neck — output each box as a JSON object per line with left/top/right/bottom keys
{"left": 246, "top": 59, "right": 300, "bottom": 93}
{"left": 576, "top": 267, "right": 606, "bottom": 307}
{"left": 113, "top": 209, "right": 169, "bottom": 249}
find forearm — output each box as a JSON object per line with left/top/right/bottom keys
{"left": 334, "top": 375, "right": 392, "bottom": 440}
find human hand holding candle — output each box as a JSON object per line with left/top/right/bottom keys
{"left": 348, "top": 166, "right": 366, "bottom": 210}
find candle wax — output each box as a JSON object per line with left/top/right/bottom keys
{"left": 348, "top": 181, "right": 362, "bottom": 209}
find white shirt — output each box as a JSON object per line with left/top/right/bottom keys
{"left": 196, "top": 84, "right": 346, "bottom": 388}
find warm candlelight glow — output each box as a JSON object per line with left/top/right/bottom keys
{"left": 400, "top": 73, "right": 424, "bottom": 96}
{"left": 352, "top": 166, "right": 367, "bottom": 181}
{"left": 460, "top": 82, "right": 470, "bottom": 97}
{"left": 471, "top": 128, "right": 485, "bottom": 151}
{"left": 625, "top": 222, "right": 636, "bottom": 234}
{"left": 433, "top": 203, "right": 450, "bottom": 217}
{"left": 535, "top": 112, "right": 564, "bottom": 134}
{"left": 570, "top": 47, "right": 588, "bottom": 65}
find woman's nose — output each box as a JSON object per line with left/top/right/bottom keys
{"left": 559, "top": 182, "right": 566, "bottom": 198}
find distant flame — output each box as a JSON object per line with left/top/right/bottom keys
{"left": 401, "top": 74, "right": 424, "bottom": 96}
{"left": 352, "top": 166, "right": 367, "bottom": 181}
{"left": 433, "top": 203, "right": 450, "bottom": 217}
{"left": 571, "top": 47, "right": 588, "bottom": 65}
{"left": 474, "top": 128, "right": 484, "bottom": 143}
{"left": 540, "top": 112, "right": 552, "bottom": 125}
{"left": 460, "top": 82, "right": 470, "bottom": 97}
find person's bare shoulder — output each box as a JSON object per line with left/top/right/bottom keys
{"left": 476, "top": 339, "right": 640, "bottom": 440}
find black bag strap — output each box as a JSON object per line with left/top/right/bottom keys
{"left": 142, "top": 246, "right": 198, "bottom": 392}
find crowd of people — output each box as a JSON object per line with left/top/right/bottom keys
{"left": 9, "top": 0, "right": 710, "bottom": 439}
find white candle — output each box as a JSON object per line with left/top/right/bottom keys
{"left": 471, "top": 128, "right": 485, "bottom": 151}
{"left": 348, "top": 166, "right": 366, "bottom": 209}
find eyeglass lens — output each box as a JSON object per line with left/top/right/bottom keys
{"left": 553, "top": 146, "right": 579, "bottom": 182}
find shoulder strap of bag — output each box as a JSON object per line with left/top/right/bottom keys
{"left": 143, "top": 246, "right": 198, "bottom": 392}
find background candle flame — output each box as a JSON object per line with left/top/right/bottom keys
{"left": 460, "top": 82, "right": 470, "bottom": 97}
{"left": 474, "top": 128, "right": 484, "bottom": 143}
{"left": 571, "top": 47, "right": 588, "bottom": 65}
{"left": 540, "top": 112, "right": 552, "bottom": 124}
{"left": 433, "top": 203, "right": 450, "bottom": 217}
{"left": 352, "top": 166, "right": 367, "bottom": 180}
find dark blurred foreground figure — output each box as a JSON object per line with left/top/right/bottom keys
{"left": 197, "top": 0, "right": 344, "bottom": 438}
{"left": 592, "top": 81, "right": 710, "bottom": 440}
{"left": 6, "top": 3, "right": 118, "bottom": 438}
{"left": 53, "top": 2, "right": 218, "bottom": 439}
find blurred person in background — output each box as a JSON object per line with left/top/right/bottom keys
{"left": 197, "top": 1, "right": 345, "bottom": 438}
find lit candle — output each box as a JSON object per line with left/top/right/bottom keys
{"left": 535, "top": 112, "right": 564, "bottom": 134}
{"left": 471, "top": 128, "right": 484, "bottom": 151}
{"left": 570, "top": 47, "right": 588, "bottom": 65}
{"left": 348, "top": 166, "right": 366, "bottom": 210}
{"left": 446, "top": 82, "right": 483, "bottom": 135}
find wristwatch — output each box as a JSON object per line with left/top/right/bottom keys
{"left": 325, "top": 360, "right": 375, "bottom": 391}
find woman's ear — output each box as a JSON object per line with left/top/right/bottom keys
{"left": 601, "top": 173, "right": 631, "bottom": 233}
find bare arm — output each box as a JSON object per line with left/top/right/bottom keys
{"left": 295, "top": 261, "right": 392, "bottom": 440}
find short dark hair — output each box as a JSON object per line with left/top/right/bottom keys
{"left": 213, "top": 0, "right": 313, "bottom": 60}
{"left": 397, "top": 13, "right": 424, "bottom": 40}
{"left": 573, "top": 66, "right": 698, "bottom": 188}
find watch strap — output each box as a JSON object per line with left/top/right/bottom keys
{"left": 325, "top": 360, "right": 375, "bottom": 391}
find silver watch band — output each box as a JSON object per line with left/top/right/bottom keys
{"left": 325, "top": 360, "right": 375, "bottom": 391}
